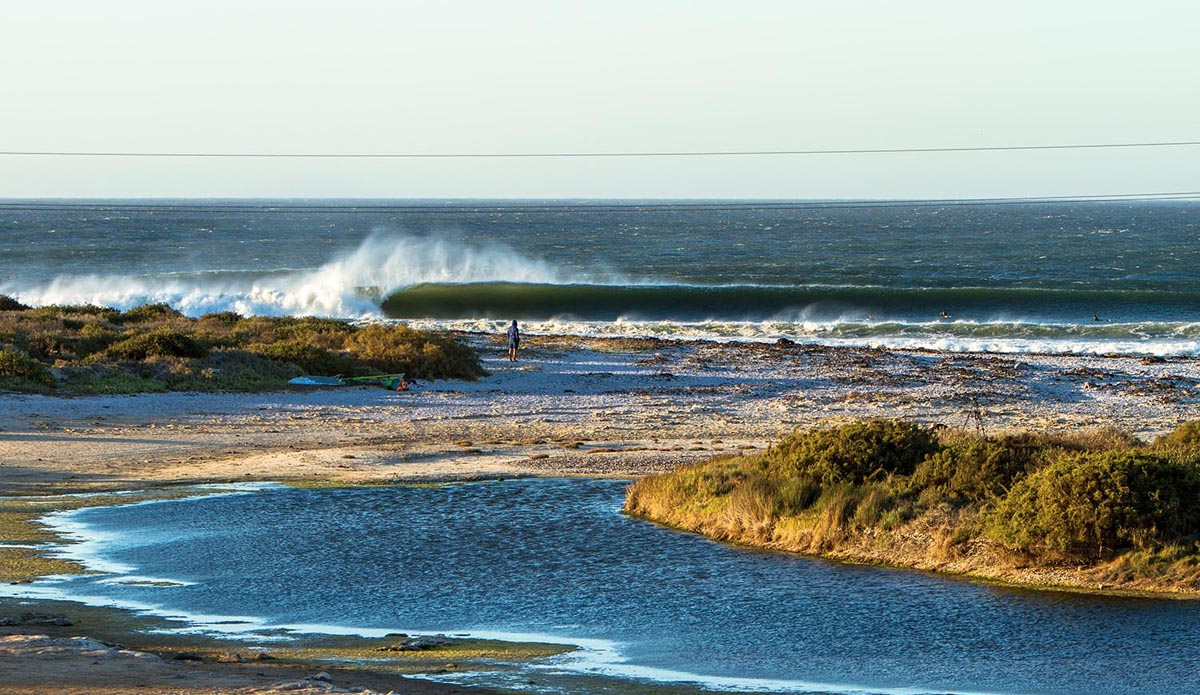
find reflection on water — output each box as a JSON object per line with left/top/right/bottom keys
{"left": 49, "top": 480, "right": 1200, "bottom": 695}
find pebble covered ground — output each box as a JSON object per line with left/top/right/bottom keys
{"left": 2, "top": 337, "right": 1198, "bottom": 492}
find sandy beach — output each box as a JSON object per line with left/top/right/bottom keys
{"left": 3, "top": 336, "right": 1200, "bottom": 693}
{"left": 4, "top": 336, "right": 1198, "bottom": 492}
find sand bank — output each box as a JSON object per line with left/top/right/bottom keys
{"left": 3, "top": 337, "right": 1197, "bottom": 494}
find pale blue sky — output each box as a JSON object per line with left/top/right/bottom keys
{"left": 1, "top": 0, "right": 1197, "bottom": 198}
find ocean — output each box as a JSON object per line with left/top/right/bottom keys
{"left": 2, "top": 199, "right": 1198, "bottom": 355}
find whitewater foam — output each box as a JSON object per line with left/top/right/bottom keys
{"left": 404, "top": 317, "right": 1200, "bottom": 356}
{"left": 8, "top": 231, "right": 623, "bottom": 319}
{"left": 7, "top": 230, "right": 1199, "bottom": 356}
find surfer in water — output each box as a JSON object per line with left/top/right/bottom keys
{"left": 507, "top": 319, "right": 520, "bottom": 362}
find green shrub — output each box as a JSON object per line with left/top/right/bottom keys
{"left": 985, "top": 450, "right": 1200, "bottom": 554}
{"left": 764, "top": 420, "right": 940, "bottom": 485}
{"left": 198, "top": 311, "right": 244, "bottom": 325}
{"left": 908, "top": 434, "right": 1042, "bottom": 504}
{"left": 0, "top": 347, "right": 55, "bottom": 389}
{"left": 115, "top": 303, "right": 184, "bottom": 324}
{"left": 104, "top": 329, "right": 208, "bottom": 360}
{"left": 344, "top": 324, "right": 486, "bottom": 380}
{"left": 160, "top": 350, "right": 302, "bottom": 392}
{"left": 248, "top": 340, "right": 356, "bottom": 376}
{"left": 23, "top": 333, "right": 74, "bottom": 361}
{"left": 1157, "top": 421, "right": 1200, "bottom": 450}
{"left": 268, "top": 317, "right": 357, "bottom": 350}
{"left": 0, "top": 295, "right": 31, "bottom": 311}
{"left": 62, "top": 366, "right": 166, "bottom": 394}
{"left": 27, "top": 304, "right": 120, "bottom": 320}
{"left": 65, "top": 323, "right": 121, "bottom": 359}
{"left": 0, "top": 303, "right": 486, "bottom": 392}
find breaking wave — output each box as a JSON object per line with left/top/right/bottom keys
{"left": 7, "top": 232, "right": 1199, "bottom": 356}
{"left": 381, "top": 282, "right": 1200, "bottom": 323}
{"left": 7, "top": 233, "right": 620, "bottom": 318}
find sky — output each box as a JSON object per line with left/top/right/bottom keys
{"left": 1, "top": 0, "right": 1197, "bottom": 199}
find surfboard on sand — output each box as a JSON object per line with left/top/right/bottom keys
{"left": 287, "top": 375, "right": 348, "bottom": 386}
{"left": 288, "top": 373, "right": 408, "bottom": 390}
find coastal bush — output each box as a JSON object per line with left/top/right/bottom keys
{"left": 984, "top": 450, "right": 1200, "bottom": 555}
{"left": 0, "top": 295, "right": 30, "bottom": 311}
{"left": 27, "top": 304, "right": 120, "bottom": 320}
{"left": 248, "top": 340, "right": 356, "bottom": 376}
{"left": 62, "top": 366, "right": 168, "bottom": 394}
{"left": 115, "top": 303, "right": 185, "bottom": 324}
{"left": 1156, "top": 421, "right": 1200, "bottom": 450}
{"left": 764, "top": 420, "right": 940, "bottom": 485}
{"left": 344, "top": 324, "right": 486, "bottom": 380}
{"left": 0, "top": 347, "right": 56, "bottom": 389}
{"left": 195, "top": 315, "right": 276, "bottom": 347}
{"left": 23, "top": 332, "right": 74, "bottom": 361}
{"left": 626, "top": 420, "right": 1200, "bottom": 594}
{"left": 103, "top": 329, "right": 209, "bottom": 360}
{"left": 275, "top": 317, "right": 356, "bottom": 348}
{"left": 906, "top": 434, "right": 1044, "bottom": 506}
{"left": 162, "top": 350, "right": 302, "bottom": 391}
{"left": 1044, "top": 426, "right": 1143, "bottom": 452}
{"left": 0, "top": 301, "right": 486, "bottom": 392}
{"left": 68, "top": 323, "right": 122, "bottom": 358}
{"left": 197, "top": 310, "right": 243, "bottom": 326}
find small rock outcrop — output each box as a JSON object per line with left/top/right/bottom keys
{"left": 374, "top": 634, "right": 453, "bottom": 652}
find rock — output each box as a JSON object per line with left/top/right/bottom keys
{"left": 311, "top": 672, "right": 333, "bottom": 682}
{"left": 375, "top": 635, "right": 453, "bottom": 652}
{"left": 0, "top": 612, "right": 75, "bottom": 627}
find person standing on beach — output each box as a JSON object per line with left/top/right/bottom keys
{"left": 507, "top": 319, "right": 521, "bottom": 362}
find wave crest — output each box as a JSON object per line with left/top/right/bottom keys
{"left": 10, "top": 232, "right": 601, "bottom": 317}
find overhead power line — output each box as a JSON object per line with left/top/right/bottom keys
{"left": 1, "top": 140, "right": 1200, "bottom": 159}
{"left": 1, "top": 192, "right": 1198, "bottom": 215}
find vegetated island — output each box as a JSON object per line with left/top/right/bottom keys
{"left": 0, "top": 297, "right": 486, "bottom": 393}
{"left": 626, "top": 419, "right": 1200, "bottom": 596}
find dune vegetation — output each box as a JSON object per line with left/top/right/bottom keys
{"left": 0, "top": 298, "right": 486, "bottom": 394}
{"left": 625, "top": 419, "right": 1200, "bottom": 595}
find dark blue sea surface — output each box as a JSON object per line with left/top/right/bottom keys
{"left": 2, "top": 199, "right": 1198, "bottom": 354}
{"left": 43, "top": 480, "right": 1200, "bottom": 695}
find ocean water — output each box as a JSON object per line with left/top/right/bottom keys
{"left": 2, "top": 199, "right": 1198, "bottom": 355}
{"left": 28, "top": 480, "right": 1200, "bottom": 695}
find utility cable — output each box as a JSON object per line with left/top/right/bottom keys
{"left": 1, "top": 192, "right": 1198, "bottom": 215}
{"left": 2, "top": 140, "right": 1200, "bottom": 159}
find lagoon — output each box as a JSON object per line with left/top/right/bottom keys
{"left": 39, "top": 479, "right": 1200, "bottom": 695}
